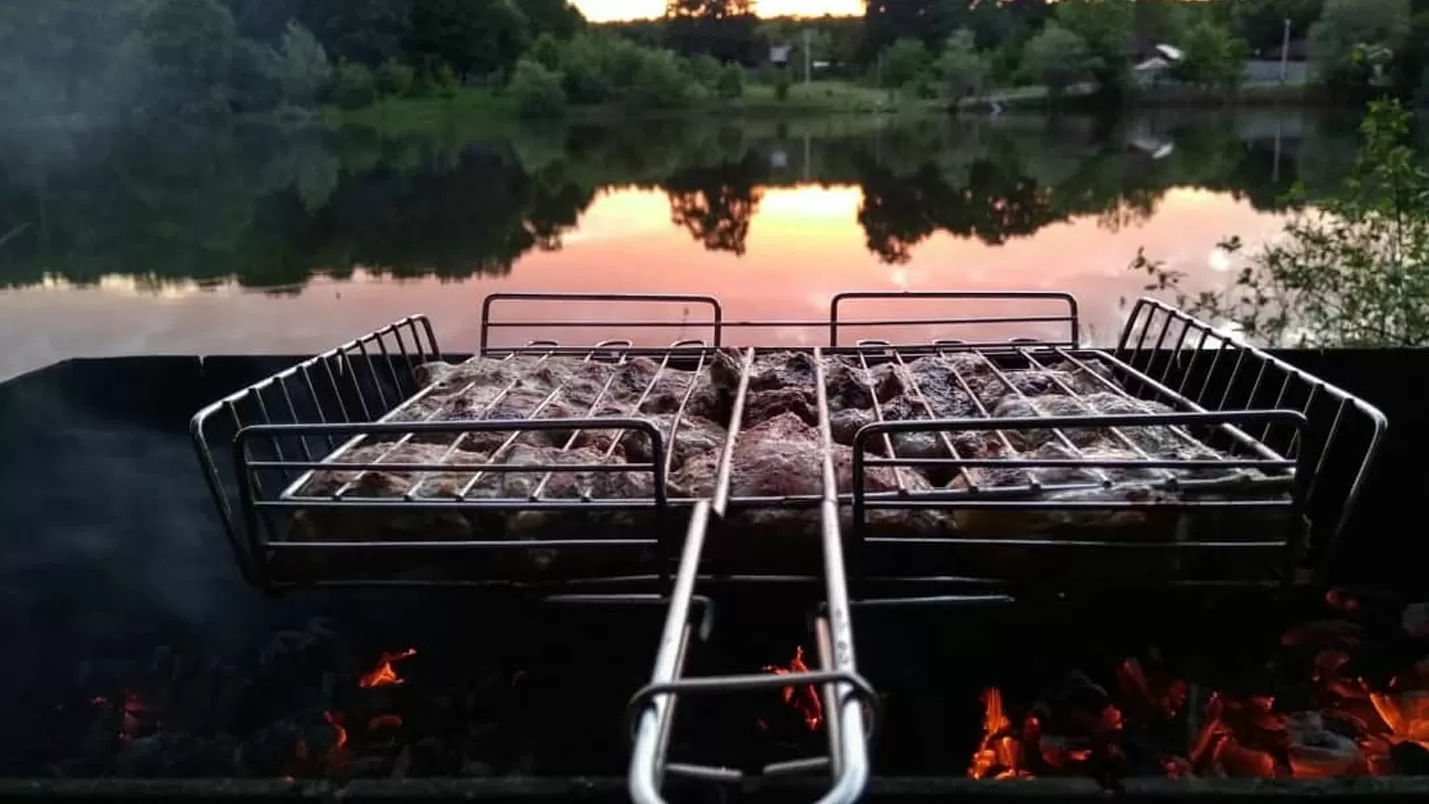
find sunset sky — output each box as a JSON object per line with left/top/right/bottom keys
{"left": 573, "top": 0, "right": 863, "bottom": 22}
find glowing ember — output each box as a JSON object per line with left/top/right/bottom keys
{"left": 359, "top": 648, "right": 416, "bottom": 688}
{"left": 762, "top": 646, "right": 823, "bottom": 731}
{"left": 368, "top": 714, "right": 403, "bottom": 731}
{"left": 968, "top": 687, "right": 1029, "bottom": 780}
{"left": 322, "top": 710, "right": 348, "bottom": 767}
{"left": 1369, "top": 690, "right": 1429, "bottom": 748}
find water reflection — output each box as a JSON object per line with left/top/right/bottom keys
{"left": 0, "top": 110, "right": 1367, "bottom": 377}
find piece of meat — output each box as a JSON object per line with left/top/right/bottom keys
{"left": 616, "top": 413, "right": 728, "bottom": 473}
{"left": 674, "top": 412, "right": 905, "bottom": 498}
{"left": 824, "top": 359, "right": 874, "bottom": 411}
{"left": 743, "top": 386, "right": 819, "bottom": 427}
{"left": 288, "top": 442, "right": 484, "bottom": 543}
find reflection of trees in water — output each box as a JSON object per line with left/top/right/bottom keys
{"left": 664, "top": 154, "right": 767, "bottom": 257}
{"left": 0, "top": 110, "right": 1366, "bottom": 291}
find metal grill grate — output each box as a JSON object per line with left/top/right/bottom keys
{"left": 191, "top": 292, "right": 1385, "bottom": 594}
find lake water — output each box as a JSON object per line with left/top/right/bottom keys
{"left": 0, "top": 108, "right": 1364, "bottom": 380}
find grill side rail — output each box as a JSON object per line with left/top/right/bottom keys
{"left": 829, "top": 290, "right": 1081, "bottom": 348}
{"left": 190, "top": 315, "right": 442, "bottom": 587}
{"left": 1115, "top": 297, "right": 1388, "bottom": 581}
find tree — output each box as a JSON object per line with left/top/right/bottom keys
{"left": 332, "top": 60, "right": 377, "bottom": 108}
{"left": 133, "top": 0, "right": 240, "bottom": 117}
{"left": 1021, "top": 24, "right": 1097, "bottom": 100}
{"left": 1308, "top": 0, "right": 1411, "bottom": 91}
{"left": 515, "top": 0, "right": 584, "bottom": 40}
{"left": 1146, "top": 99, "right": 1429, "bottom": 347}
{"left": 715, "top": 61, "right": 745, "bottom": 98}
{"left": 275, "top": 21, "right": 331, "bottom": 105}
{"left": 376, "top": 58, "right": 417, "bottom": 96}
{"left": 1172, "top": 20, "right": 1249, "bottom": 92}
{"left": 407, "top": 0, "right": 531, "bottom": 80}
{"left": 664, "top": 0, "right": 759, "bottom": 64}
{"left": 1230, "top": 0, "right": 1325, "bottom": 56}
{"left": 507, "top": 58, "right": 567, "bottom": 117}
{"left": 862, "top": 0, "right": 953, "bottom": 57}
{"left": 1053, "top": 0, "right": 1135, "bottom": 97}
{"left": 937, "top": 28, "right": 990, "bottom": 101}
{"left": 878, "top": 37, "right": 930, "bottom": 90}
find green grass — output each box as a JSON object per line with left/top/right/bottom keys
{"left": 322, "top": 81, "right": 945, "bottom": 136}
{"left": 723, "top": 80, "right": 943, "bottom": 114}
{"left": 321, "top": 89, "right": 519, "bottom": 136}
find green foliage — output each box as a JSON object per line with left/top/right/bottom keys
{"left": 134, "top": 0, "right": 240, "bottom": 117}
{"left": 1020, "top": 24, "right": 1097, "bottom": 99}
{"left": 1142, "top": 100, "right": 1429, "bottom": 347}
{"left": 878, "top": 37, "right": 930, "bottom": 90}
{"left": 688, "top": 53, "right": 722, "bottom": 85}
{"left": 1229, "top": 0, "right": 1324, "bottom": 54}
{"left": 275, "top": 21, "right": 332, "bottom": 105}
{"left": 1308, "top": 0, "right": 1411, "bottom": 91}
{"left": 628, "top": 47, "right": 695, "bottom": 109}
{"left": 529, "top": 32, "right": 563, "bottom": 71}
{"left": 937, "top": 28, "right": 990, "bottom": 100}
{"left": 1171, "top": 20, "right": 1249, "bottom": 92}
{"left": 376, "top": 58, "right": 417, "bottom": 96}
{"left": 508, "top": 57, "right": 567, "bottom": 118}
{"left": 407, "top": 0, "right": 531, "bottom": 81}
{"left": 333, "top": 60, "right": 378, "bottom": 109}
{"left": 772, "top": 66, "right": 792, "bottom": 101}
{"left": 715, "top": 61, "right": 745, "bottom": 99}
{"left": 1052, "top": 0, "right": 1134, "bottom": 93}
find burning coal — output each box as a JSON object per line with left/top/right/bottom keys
{"left": 763, "top": 645, "right": 823, "bottom": 732}
{"left": 966, "top": 591, "right": 1429, "bottom": 784}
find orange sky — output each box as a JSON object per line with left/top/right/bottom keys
{"left": 574, "top": 0, "right": 863, "bottom": 22}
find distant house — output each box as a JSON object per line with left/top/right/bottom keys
{"left": 769, "top": 44, "right": 791, "bottom": 66}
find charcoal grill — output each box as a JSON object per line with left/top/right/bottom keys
{"left": 191, "top": 290, "right": 1386, "bottom": 804}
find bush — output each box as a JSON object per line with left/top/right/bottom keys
{"left": 688, "top": 54, "right": 722, "bottom": 85}
{"left": 376, "top": 59, "right": 416, "bottom": 97}
{"left": 507, "top": 58, "right": 567, "bottom": 118}
{"left": 628, "top": 49, "right": 694, "bottom": 109}
{"left": 715, "top": 62, "right": 744, "bottom": 99}
{"left": 773, "top": 67, "right": 792, "bottom": 101}
{"left": 332, "top": 60, "right": 376, "bottom": 109}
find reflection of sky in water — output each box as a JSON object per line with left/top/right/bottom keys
{"left": 0, "top": 185, "right": 1284, "bottom": 381}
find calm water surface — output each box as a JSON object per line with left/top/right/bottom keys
{"left": 0, "top": 109, "right": 1363, "bottom": 379}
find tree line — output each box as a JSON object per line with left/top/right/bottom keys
{"left": 6, "top": 0, "right": 1429, "bottom": 133}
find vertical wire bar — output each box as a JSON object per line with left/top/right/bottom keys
{"left": 276, "top": 379, "right": 315, "bottom": 463}
{"left": 937, "top": 348, "right": 1031, "bottom": 490}
{"left": 850, "top": 345, "right": 911, "bottom": 494}
{"left": 298, "top": 364, "right": 339, "bottom": 453}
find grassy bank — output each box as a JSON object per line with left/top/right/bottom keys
{"left": 321, "top": 81, "right": 944, "bottom": 135}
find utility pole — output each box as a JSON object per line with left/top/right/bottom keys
{"left": 1280, "top": 17, "right": 1291, "bottom": 83}
{"left": 803, "top": 28, "right": 812, "bottom": 86}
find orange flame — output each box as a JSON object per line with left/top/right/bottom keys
{"left": 1369, "top": 690, "right": 1429, "bottom": 751}
{"left": 968, "top": 687, "right": 1030, "bottom": 780}
{"left": 359, "top": 648, "right": 416, "bottom": 689}
{"left": 762, "top": 646, "right": 823, "bottom": 731}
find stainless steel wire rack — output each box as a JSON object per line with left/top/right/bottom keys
{"left": 191, "top": 291, "right": 1386, "bottom": 595}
